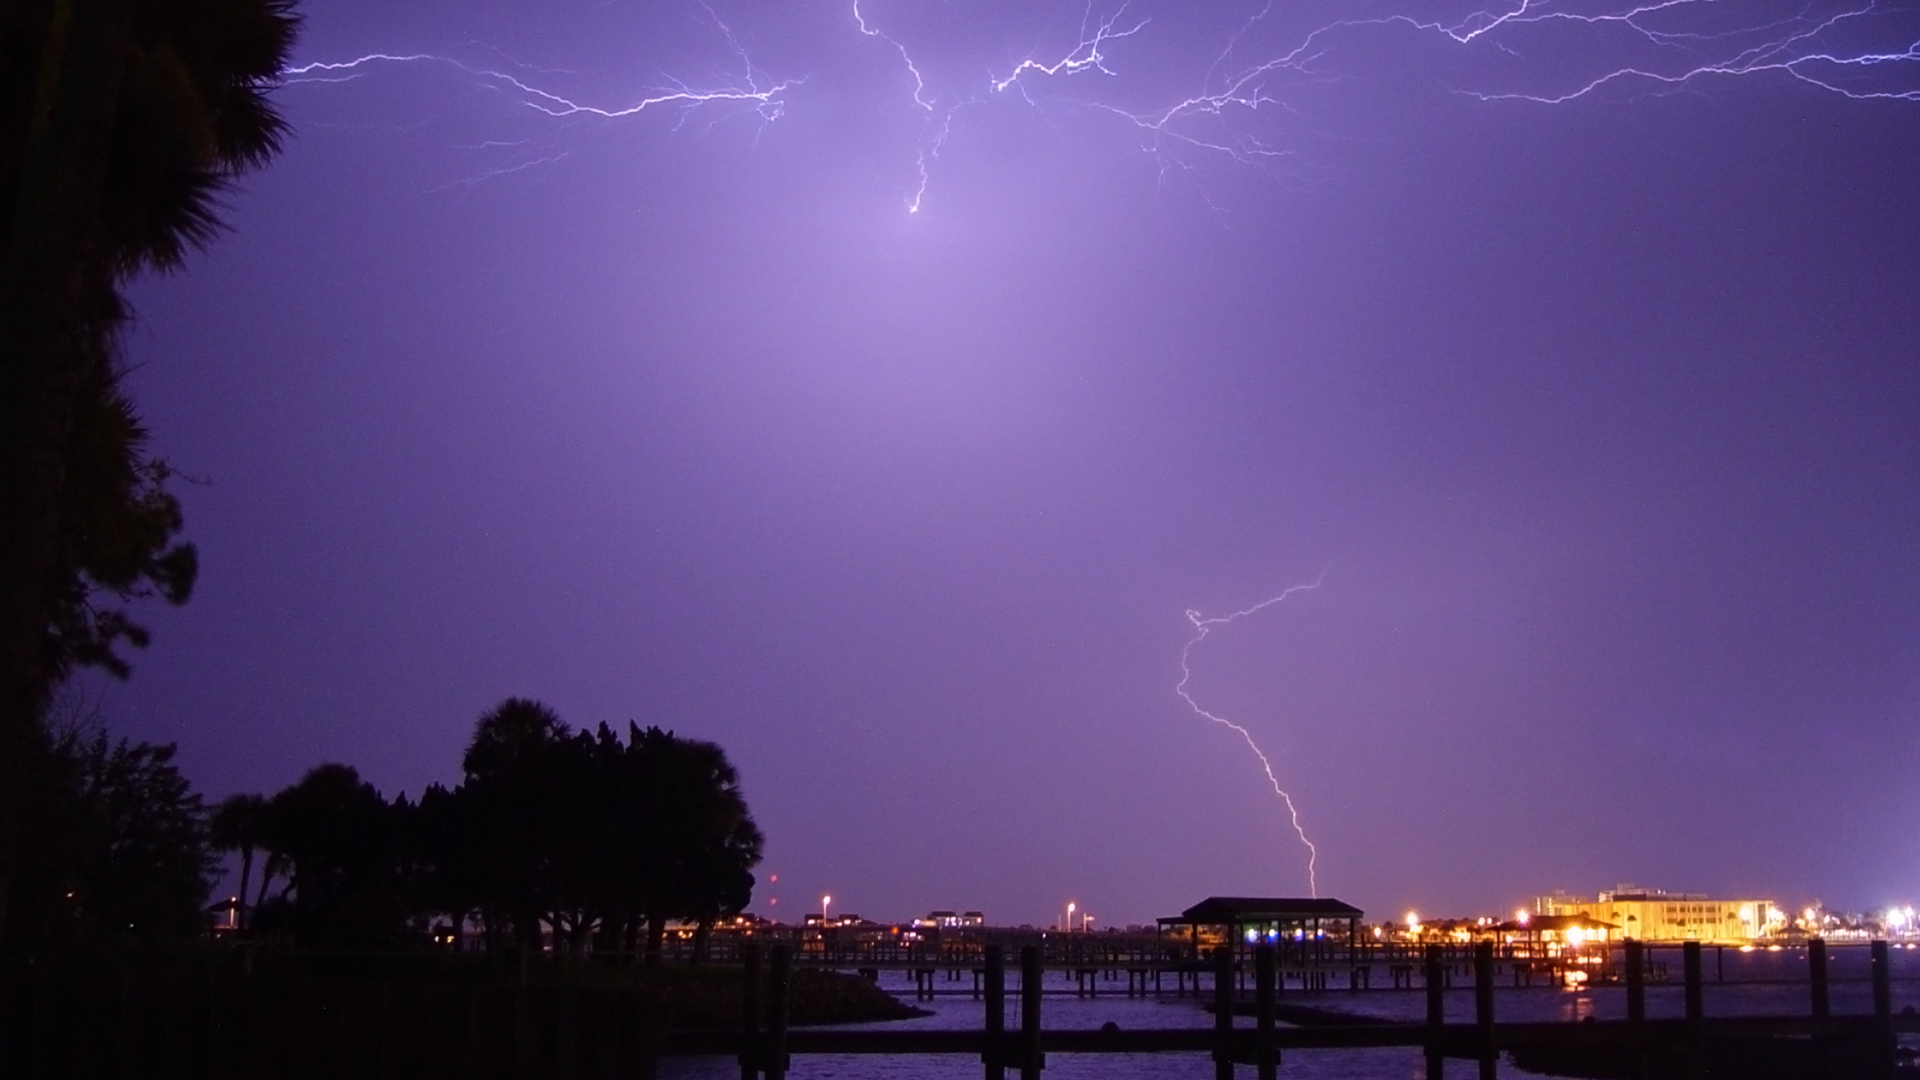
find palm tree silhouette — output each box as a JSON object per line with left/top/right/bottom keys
{"left": 0, "top": 0, "right": 299, "bottom": 941}
{"left": 209, "top": 792, "right": 267, "bottom": 931}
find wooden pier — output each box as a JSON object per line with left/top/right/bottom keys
{"left": 715, "top": 939, "right": 1918, "bottom": 1080}
{"left": 4, "top": 938, "right": 1912, "bottom": 1077}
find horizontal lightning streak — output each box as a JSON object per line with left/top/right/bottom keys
{"left": 991, "top": 3, "right": 1148, "bottom": 93}
{"left": 1006, "top": 0, "right": 1918, "bottom": 173}
{"left": 281, "top": 6, "right": 798, "bottom": 125}
{"left": 1176, "top": 575, "right": 1326, "bottom": 897}
{"left": 277, "top": 0, "right": 1918, "bottom": 204}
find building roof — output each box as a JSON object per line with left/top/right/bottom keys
{"left": 1160, "top": 896, "right": 1364, "bottom": 924}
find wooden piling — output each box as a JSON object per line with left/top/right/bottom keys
{"left": 1019, "top": 946, "right": 1044, "bottom": 1080}
{"left": 765, "top": 945, "right": 792, "bottom": 1080}
{"left": 739, "top": 944, "right": 761, "bottom": 1080}
{"left": 984, "top": 946, "right": 1006, "bottom": 1080}
{"left": 1215, "top": 949, "right": 1235, "bottom": 1080}
{"left": 1873, "top": 939, "right": 1896, "bottom": 1080}
{"left": 1424, "top": 944, "right": 1445, "bottom": 1080}
{"left": 1625, "top": 939, "right": 1647, "bottom": 1080}
{"left": 1255, "top": 944, "right": 1278, "bottom": 1080}
{"left": 1473, "top": 941, "right": 1495, "bottom": 1080}
{"left": 1808, "top": 937, "right": 1829, "bottom": 1019}
{"left": 1682, "top": 941, "right": 1704, "bottom": 1080}
{"left": 1682, "top": 941, "right": 1702, "bottom": 1022}
{"left": 1625, "top": 940, "right": 1646, "bottom": 1022}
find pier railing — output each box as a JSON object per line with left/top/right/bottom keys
{"left": 714, "top": 939, "right": 1914, "bottom": 1080}
{"left": 3, "top": 939, "right": 1910, "bottom": 1078}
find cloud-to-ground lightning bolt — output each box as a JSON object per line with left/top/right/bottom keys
{"left": 1177, "top": 576, "right": 1325, "bottom": 896}
{"left": 852, "top": 0, "right": 985, "bottom": 214}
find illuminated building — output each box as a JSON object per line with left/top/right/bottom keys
{"left": 1535, "top": 884, "right": 1783, "bottom": 943}
{"left": 916, "top": 910, "right": 986, "bottom": 929}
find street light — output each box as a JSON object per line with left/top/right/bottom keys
{"left": 1067, "top": 902, "right": 1075, "bottom": 933}
{"left": 823, "top": 894, "right": 832, "bottom": 925}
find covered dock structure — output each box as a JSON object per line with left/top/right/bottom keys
{"left": 1158, "top": 896, "right": 1365, "bottom": 975}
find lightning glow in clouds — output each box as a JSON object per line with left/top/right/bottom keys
{"left": 1177, "top": 577, "right": 1326, "bottom": 897}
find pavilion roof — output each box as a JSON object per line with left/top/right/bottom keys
{"left": 1159, "top": 896, "right": 1364, "bottom": 924}
{"left": 1507, "top": 914, "right": 1620, "bottom": 932}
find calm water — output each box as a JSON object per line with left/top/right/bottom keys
{"left": 662, "top": 946, "right": 1920, "bottom": 1079}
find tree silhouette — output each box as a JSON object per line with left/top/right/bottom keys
{"left": 1, "top": 724, "right": 216, "bottom": 948}
{"left": 73, "top": 732, "right": 217, "bottom": 941}
{"left": 419, "top": 700, "right": 764, "bottom": 970}
{"left": 43, "top": 360, "right": 196, "bottom": 685}
{"left": 209, "top": 791, "right": 267, "bottom": 931}
{"left": 257, "top": 763, "right": 406, "bottom": 947}
{"left": 0, "top": 0, "right": 298, "bottom": 941}
{"left": 455, "top": 697, "right": 579, "bottom": 970}
{"left": 607, "top": 725, "right": 763, "bottom": 965}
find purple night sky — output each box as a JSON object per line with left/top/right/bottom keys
{"left": 95, "top": 0, "right": 1920, "bottom": 927}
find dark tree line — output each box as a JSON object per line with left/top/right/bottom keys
{"left": 212, "top": 699, "right": 764, "bottom": 964}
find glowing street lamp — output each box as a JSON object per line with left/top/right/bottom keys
{"left": 1067, "top": 902, "right": 1076, "bottom": 933}
{"left": 823, "top": 894, "right": 832, "bottom": 925}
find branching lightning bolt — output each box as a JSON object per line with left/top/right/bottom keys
{"left": 991, "top": 3, "right": 1149, "bottom": 94}
{"left": 855, "top": 0, "right": 933, "bottom": 111}
{"left": 1456, "top": 3, "right": 1920, "bottom": 103}
{"left": 988, "top": 0, "right": 1918, "bottom": 188}
{"left": 1176, "top": 575, "right": 1325, "bottom": 897}
{"left": 852, "top": 0, "right": 980, "bottom": 214}
{"left": 276, "top": 0, "right": 1919, "bottom": 206}
{"left": 284, "top": 51, "right": 797, "bottom": 120}
{"left": 278, "top": 6, "right": 798, "bottom": 190}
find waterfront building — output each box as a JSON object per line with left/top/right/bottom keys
{"left": 1535, "top": 884, "right": 1784, "bottom": 943}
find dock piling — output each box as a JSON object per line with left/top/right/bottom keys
{"left": 1473, "top": 941, "right": 1495, "bottom": 1080}
{"left": 1215, "top": 948, "right": 1234, "bottom": 1080}
{"left": 984, "top": 945, "right": 1006, "bottom": 1080}
{"left": 1624, "top": 940, "right": 1645, "bottom": 1023}
{"left": 739, "top": 944, "right": 761, "bottom": 1080}
{"left": 1255, "top": 944, "right": 1278, "bottom": 1080}
{"left": 765, "top": 945, "right": 791, "bottom": 1080}
{"left": 1873, "top": 939, "right": 1896, "bottom": 1080}
{"left": 1625, "top": 939, "right": 1646, "bottom": 1080}
{"left": 1424, "top": 944, "right": 1445, "bottom": 1080}
{"left": 1682, "top": 941, "right": 1702, "bottom": 1022}
{"left": 1808, "top": 938, "right": 1829, "bottom": 1019}
{"left": 1683, "top": 941, "right": 1703, "bottom": 1080}
{"left": 1020, "top": 946, "right": 1044, "bottom": 1080}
